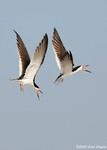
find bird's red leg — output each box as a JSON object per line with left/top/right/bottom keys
{"left": 20, "top": 84, "right": 24, "bottom": 92}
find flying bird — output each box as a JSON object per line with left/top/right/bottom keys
{"left": 52, "top": 28, "right": 91, "bottom": 83}
{"left": 10, "top": 30, "right": 48, "bottom": 99}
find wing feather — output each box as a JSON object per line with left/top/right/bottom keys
{"left": 14, "top": 30, "right": 30, "bottom": 78}
{"left": 52, "top": 28, "right": 74, "bottom": 74}
{"left": 24, "top": 34, "right": 48, "bottom": 80}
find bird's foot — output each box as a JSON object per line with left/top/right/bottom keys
{"left": 54, "top": 77, "right": 63, "bottom": 84}
{"left": 20, "top": 84, "right": 24, "bottom": 92}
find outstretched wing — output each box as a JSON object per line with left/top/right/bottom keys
{"left": 52, "top": 28, "right": 74, "bottom": 74}
{"left": 24, "top": 34, "right": 48, "bottom": 80}
{"left": 14, "top": 30, "right": 30, "bottom": 78}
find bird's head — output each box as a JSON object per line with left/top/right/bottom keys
{"left": 35, "top": 87, "right": 43, "bottom": 100}
{"left": 33, "top": 82, "right": 43, "bottom": 100}
{"left": 80, "top": 65, "right": 91, "bottom": 73}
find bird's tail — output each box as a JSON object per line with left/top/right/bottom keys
{"left": 54, "top": 74, "right": 64, "bottom": 84}
{"left": 9, "top": 77, "right": 19, "bottom": 82}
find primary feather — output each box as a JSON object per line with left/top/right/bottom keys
{"left": 13, "top": 30, "right": 30, "bottom": 78}
{"left": 52, "top": 28, "right": 74, "bottom": 74}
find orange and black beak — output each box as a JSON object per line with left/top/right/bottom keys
{"left": 36, "top": 89, "right": 43, "bottom": 100}
{"left": 85, "top": 65, "right": 92, "bottom": 73}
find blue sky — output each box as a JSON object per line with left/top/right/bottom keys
{"left": 0, "top": 0, "right": 107, "bottom": 149}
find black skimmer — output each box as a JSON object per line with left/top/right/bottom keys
{"left": 10, "top": 30, "right": 48, "bottom": 99}
{"left": 52, "top": 28, "right": 91, "bottom": 83}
